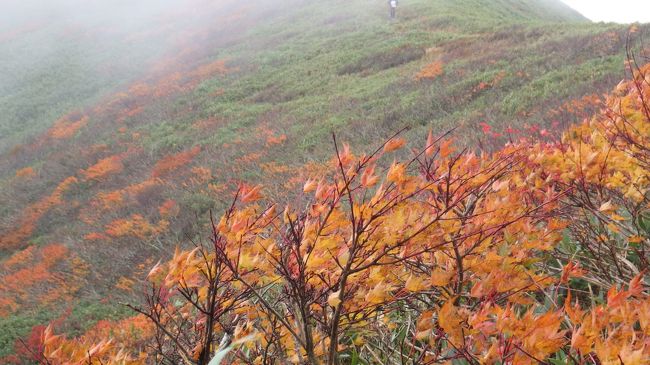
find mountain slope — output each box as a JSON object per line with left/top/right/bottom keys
{"left": 0, "top": 0, "right": 646, "bottom": 358}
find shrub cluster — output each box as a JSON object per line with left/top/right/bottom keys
{"left": 37, "top": 63, "right": 650, "bottom": 364}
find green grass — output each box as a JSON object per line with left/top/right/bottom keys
{"left": 0, "top": 310, "right": 52, "bottom": 357}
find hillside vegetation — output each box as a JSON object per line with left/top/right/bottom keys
{"left": 1, "top": 0, "right": 650, "bottom": 363}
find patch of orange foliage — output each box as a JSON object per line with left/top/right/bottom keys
{"left": 266, "top": 133, "right": 287, "bottom": 146}
{"left": 151, "top": 146, "right": 201, "bottom": 178}
{"left": 207, "top": 182, "right": 228, "bottom": 196}
{"left": 48, "top": 115, "right": 89, "bottom": 139}
{"left": 127, "top": 83, "right": 152, "bottom": 98}
{"left": 105, "top": 214, "right": 168, "bottom": 239}
{"left": 235, "top": 151, "right": 263, "bottom": 165}
{"left": 80, "top": 155, "right": 124, "bottom": 181}
{"left": 260, "top": 161, "right": 291, "bottom": 175}
{"left": 1, "top": 245, "right": 37, "bottom": 270}
{"left": 95, "top": 190, "right": 124, "bottom": 210}
{"left": 193, "top": 117, "right": 222, "bottom": 130}
{"left": 152, "top": 72, "right": 184, "bottom": 98}
{"left": 84, "top": 315, "right": 153, "bottom": 343}
{"left": 472, "top": 71, "right": 508, "bottom": 94}
{"left": 115, "top": 277, "right": 135, "bottom": 292}
{"left": 42, "top": 315, "right": 152, "bottom": 364}
{"left": 0, "top": 176, "right": 78, "bottom": 250}
{"left": 117, "top": 106, "right": 145, "bottom": 123}
{"left": 83, "top": 232, "right": 109, "bottom": 241}
{"left": 415, "top": 60, "right": 444, "bottom": 80}
{"left": 0, "top": 244, "right": 82, "bottom": 316}
{"left": 180, "top": 167, "right": 214, "bottom": 192}
{"left": 158, "top": 199, "right": 179, "bottom": 217}
{"left": 123, "top": 178, "right": 161, "bottom": 198}
{"left": 81, "top": 178, "right": 162, "bottom": 226}
{"left": 257, "top": 125, "right": 288, "bottom": 147}
{"left": 189, "top": 59, "right": 231, "bottom": 80}
{"left": 14, "top": 167, "right": 36, "bottom": 179}
{"left": 187, "top": 166, "right": 212, "bottom": 185}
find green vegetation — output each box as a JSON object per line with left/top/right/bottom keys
{"left": 0, "top": 310, "right": 52, "bottom": 357}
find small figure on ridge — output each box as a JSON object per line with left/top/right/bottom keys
{"left": 389, "top": 0, "right": 398, "bottom": 19}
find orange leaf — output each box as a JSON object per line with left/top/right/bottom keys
{"left": 384, "top": 138, "right": 406, "bottom": 153}
{"left": 240, "top": 184, "right": 263, "bottom": 203}
{"left": 439, "top": 138, "right": 454, "bottom": 158}
{"left": 425, "top": 130, "right": 435, "bottom": 157}
{"left": 303, "top": 179, "right": 318, "bottom": 193}
{"left": 628, "top": 271, "right": 645, "bottom": 297}
{"left": 327, "top": 290, "right": 341, "bottom": 307}
{"left": 361, "top": 165, "right": 379, "bottom": 187}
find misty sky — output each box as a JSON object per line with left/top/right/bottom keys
{"left": 562, "top": 0, "right": 650, "bottom": 23}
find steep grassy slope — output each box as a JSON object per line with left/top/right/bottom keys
{"left": 0, "top": 0, "right": 647, "bottom": 358}
{"left": 0, "top": 0, "right": 257, "bottom": 153}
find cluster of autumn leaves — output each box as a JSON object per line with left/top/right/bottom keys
{"left": 37, "top": 64, "right": 650, "bottom": 364}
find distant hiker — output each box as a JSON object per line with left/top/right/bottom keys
{"left": 389, "top": 0, "right": 398, "bottom": 19}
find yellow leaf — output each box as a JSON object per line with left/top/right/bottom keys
{"left": 416, "top": 310, "right": 434, "bottom": 340}
{"left": 609, "top": 213, "right": 625, "bottom": 221}
{"left": 338, "top": 248, "right": 350, "bottom": 266}
{"left": 431, "top": 268, "right": 453, "bottom": 286}
{"left": 438, "top": 300, "right": 463, "bottom": 343}
{"left": 328, "top": 290, "right": 341, "bottom": 307}
{"left": 387, "top": 161, "right": 406, "bottom": 184}
{"left": 365, "top": 282, "right": 392, "bottom": 305}
{"left": 491, "top": 179, "right": 509, "bottom": 192}
{"left": 606, "top": 222, "right": 621, "bottom": 234}
{"left": 629, "top": 235, "right": 644, "bottom": 244}
{"left": 619, "top": 345, "right": 645, "bottom": 365}
{"left": 405, "top": 274, "right": 428, "bottom": 292}
{"left": 598, "top": 200, "right": 615, "bottom": 213}
{"left": 303, "top": 179, "right": 317, "bottom": 193}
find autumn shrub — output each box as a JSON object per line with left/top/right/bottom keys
{"left": 80, "top": 155, "right": 124, "bottom": 182}
{"left": 104, "top": 214, "right": 168, "bottom": 239}
{"left": 37, "top": 63, "right": 650, "bottom": 365}
{"left": 48, "top": 115, "right": 89, "bottom": 140}
{"left": 0, "top": 176, "right": 78, "bottom": 251}
{"left": 151, "top": 146, "right": 201, "bottom": 178}
{"left": 14, "top": 167, "right": 36, "bottom": 180}
{"left": 543, "top": 62, "right": 650, "bottom": 288}
{"left": 0, "top": 244, "right": 84, "bottom": 317}
{"left": 415, "top": 60, "right": 444, "bottom": 80}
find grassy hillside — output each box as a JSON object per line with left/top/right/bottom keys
{"left": 0, "top": 0, "right": 647, "bottom": 358}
